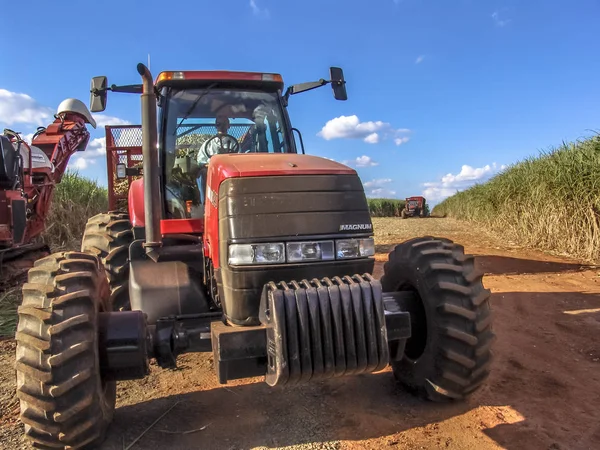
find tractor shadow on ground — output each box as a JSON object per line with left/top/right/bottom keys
{"left": 373, "top": 249, "right": 594, "bottom": 277}
{"left": 475, "top": 255, "right": 595, "bottom": 276}
{"left": 101, "top": 372, "right": 483, "bottom": 450}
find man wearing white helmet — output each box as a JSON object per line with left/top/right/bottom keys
{"left": 238, "top": 105, "right": 271, "bottom": 154}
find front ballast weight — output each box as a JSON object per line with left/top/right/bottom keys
{"left": 212, "top": 274, "right": 413, "bottom": 387}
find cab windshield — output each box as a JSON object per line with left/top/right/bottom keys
{"left": 161, "top": 87, "right": 293, "bottom": 219}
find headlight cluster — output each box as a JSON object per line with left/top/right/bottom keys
{"left": 228, "top": 238, "right": 375, "bottom": 266}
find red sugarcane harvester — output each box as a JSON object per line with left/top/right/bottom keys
{"left": 0, "top": 99, "right": 96, "bottom": 276}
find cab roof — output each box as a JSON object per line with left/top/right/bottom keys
{"left": 155, "top": 71, "right": 285, "bottom": 91}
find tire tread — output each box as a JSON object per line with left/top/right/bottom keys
{"left": 15, "top": 251, "right": 115, "bottom": 449}
{"left": 81, "top": 211, "right": 133, "bottom": 310}
{"left": 380, "top": 236, "right": 495, "bottom": 402}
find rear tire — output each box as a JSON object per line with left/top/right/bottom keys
{"left": 81, "top": 211, "right": 133, "bottom": 311}
{"left": 15, "top": 251, "right": 116, "bottom": 449}
{"left": 380, "top": 236, "right": 495, "bottom": 402}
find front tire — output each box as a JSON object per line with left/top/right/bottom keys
{"left": 380, "top": 236, "right": 495, "bottom": 402}
{"left": 81, "top": 211, "right": 133, "bottom": 311}
{"left": 15, "top": 252, "right": 116, "bottom": 449}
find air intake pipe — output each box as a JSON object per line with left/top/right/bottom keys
{"left": 137, "top": 63, "right": 162, "bottom": 253}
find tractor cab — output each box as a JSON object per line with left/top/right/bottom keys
{"left": 158, "top": 74, "right": 295, "bottom": 220}
{"left": 92, "top": 68, "right": 348, "bottom": 229}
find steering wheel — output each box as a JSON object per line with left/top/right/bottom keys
{"left": 202, "top": 134, "right": 240, "bottom": 159}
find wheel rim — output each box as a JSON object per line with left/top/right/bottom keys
{"left": 397, "top": 285, "right": 428, "bottom": 362}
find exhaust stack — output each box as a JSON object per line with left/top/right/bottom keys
{"left": 137, "top": 63, "right": 162, "bottom": 253}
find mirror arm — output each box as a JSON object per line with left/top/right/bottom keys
{"left": 91, "top": 84, "right": 144, "bottom": 97}
{"left": 282, "top": 79, "right": 330, "bottom": 106}
{"left": 109, "top": 84, "right": 144, "bottom": 94}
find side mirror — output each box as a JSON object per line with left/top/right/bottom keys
{"left": 90, "top": 76, "right": 108, "bottom": 113}
{"left": 330, "top": 67, "right": 347, "bottom": 101}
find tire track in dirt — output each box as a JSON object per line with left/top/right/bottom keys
{"left": 1, "top": 218, "right": 599, "bottom": 450}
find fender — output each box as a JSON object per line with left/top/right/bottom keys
{"left": 128, "top": 177, "right": 205, "bottom": 235}
{"left": 128, "top": 177, "right": 145, "bottom": 227}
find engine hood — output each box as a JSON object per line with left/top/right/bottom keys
{"left": 207, "top": 153, "right": 356, "bottom": 181}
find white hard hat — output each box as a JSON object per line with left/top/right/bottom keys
{"left": 253, "top": 104, "right": 270, "bottom": 119}
{"left": 56, "top": 98, "right": 97, "bottom": 128}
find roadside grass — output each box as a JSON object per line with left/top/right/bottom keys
{"left": 433, "top": 135, "right": 600, "bottom": 263}
{"left": 40, "top": 170, "right": 109, "bottom": 251}
{"left": 368, "top": 198, "right": 405, "bottom": 217}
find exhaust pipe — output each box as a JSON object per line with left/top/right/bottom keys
{"left": 137, "top": 63, "right": 162, "bottom": 253}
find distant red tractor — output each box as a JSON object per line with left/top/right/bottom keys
{"left": 402, "top": 196, "right": 428, "bottom": 218}
{"left": 14, "top": 64, "right": 494, "bottom": 449}
{"left": 0, "top": 99, "right": 95, "bottom": 270}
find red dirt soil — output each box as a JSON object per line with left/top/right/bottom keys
{"left": 0, "top": 218, "right": 599, "bottom": 450}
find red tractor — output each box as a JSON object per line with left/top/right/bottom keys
{"left": 0, "top": 99, "right": 95, "bottom": 274}
{"left": 402, "top": 195, "right": 428, "bottom": 218}
{"left": 14, "top": 64, "right": 495, "bottom": 449}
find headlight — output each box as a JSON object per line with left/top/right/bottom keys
{"left": 228, "top": 242, "right": 285, "bottom": 265}
{"left": 286, "top": 241, "right": 334, "bottom": 262}
{"left": 228, "top": 238, "right": 375, "bottom": 266}
{"left": 335, "top": 238, "right": 375, "bottom": 259}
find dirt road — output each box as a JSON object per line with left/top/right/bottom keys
{"left": 1, "top": 218, "right": 599, "bottom": 450}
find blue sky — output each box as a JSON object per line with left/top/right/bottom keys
{"left": 1, "top": 0, "right": 599, "bottom": 205}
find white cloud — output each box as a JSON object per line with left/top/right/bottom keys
{"left": 364, "top": 178, "right": 392, "bottom": 188}
{"left": 66, "top": 137, "right": 107, "bottom": 170}
{"left": 21, "top": 133, "right": 35, "bottom": 144}
{"left": 92, "top": 114, "right": 132, "bottom": 128}
{"left": 87, "top": 137, "right": 106, "bottom": 156}
{"left": 0, "top": 88, "right": 131, "bottom": 135}
{"left": 69, "top": 157, "right": 90, "bottom": 170}
{"left": 0, "top": 89, "right": 128, "bottom": 173}
{"left": 76, "top": 137, "right": 106, "bottom": 162}
{"left": 492, "top": 11, "right": 511, "bottom": 27}
{"left": 342, "top": 155, "right": 379, "bottom": 167}
{"left": 367, "top": 187, "right": 397, "bottom": 198}
{"left": 364, "top": 133, "right": 379, "bottom": 144}
{"left": 317, "top": 115, "right": 411, "bottom": 145}
{"left": 363, "top": 178, "right": 396, "bottom": 198}
{"left": 0, "top": 89, "right": 53, "bottom": 126}
{"left": 415, "top": 55, "right": 425, "bottom": 64}
{"left": 394, "top": 136, "right": 410, "bottom": 146}
{"left": 250, "top": 0, "right": 270, "bottom": 18}
{"left": 422, "top": 162, "right": 507, "bottom": 202}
